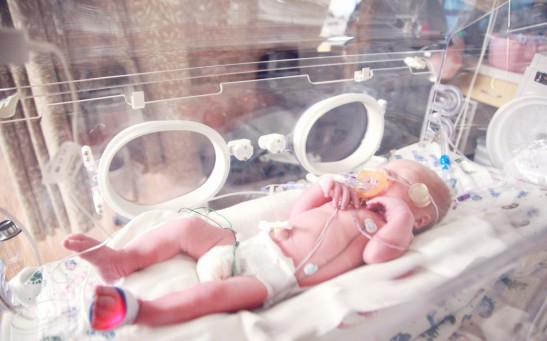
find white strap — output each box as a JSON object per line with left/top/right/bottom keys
{"left": 118, "top": 287, "right": 139, "bottom": 327}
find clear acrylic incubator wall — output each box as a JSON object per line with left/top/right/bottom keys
{"left": 0, "top": 1, "right": 546, "bottom": 340}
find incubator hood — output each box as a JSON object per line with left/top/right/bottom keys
{"left": 0, "top": 0, "right": 546, "bottom": 226}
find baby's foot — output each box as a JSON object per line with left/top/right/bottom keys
{"left": 63, "top": 233, "right": 131, "bottom": 283}
{"left": 90, "top": 285, "right": 140, "bottom": 330}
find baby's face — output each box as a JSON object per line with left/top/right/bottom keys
{"left": 375, "top": 160, "right": 428, "bottom": 208}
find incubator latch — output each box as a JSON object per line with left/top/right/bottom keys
{"left": 258, "top": 134, "right": 287, "bottom": 154}
{"left": 354, "top": 67, "right": 373, "bottom": 82}
{"left": 404, "top": 56, "right": 428, "bottom": 70}
{"left": 126, "top": 91, "right": 145, "bottom": 109}
{"left": 227, "top": 139, "right": 253, "bottom": 161}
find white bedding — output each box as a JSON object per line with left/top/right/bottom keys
{"left": 3, "top": 142, "right": 546, "bottom": 341}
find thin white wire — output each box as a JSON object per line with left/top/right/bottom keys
{"left": 208, "top": 191, "right": 268, "bottom": 202}
{"left": 294, "top": 208, "right": 339, "bottom": 275}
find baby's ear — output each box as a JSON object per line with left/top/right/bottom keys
{"left": 413, "top": 213, "right": 431, "bottom": 230}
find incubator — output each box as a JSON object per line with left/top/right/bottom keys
{"left": 0, "top": 0, "right": 546, "bottom": 340}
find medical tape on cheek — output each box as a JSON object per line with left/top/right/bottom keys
{"left": 408, "top": 183, "right": 431, "bottom": 208}
{"left": 390, "top": 177, "right": 439, "bottom": 224}
{"left": 402, "top": 180, "right": 440, "bottom": 225}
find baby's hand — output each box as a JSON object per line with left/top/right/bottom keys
{"left": 319, "top": 177, "right": 360, "bottom": 209}
{"left": 362, "top": 196, "right": 415, "bottom": 264}
{"left": 365, "top": 196, "right": 414, "bottom": 225}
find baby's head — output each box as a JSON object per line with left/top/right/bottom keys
{"left": 376, "top": 159, "right": 452, "bottom": 231}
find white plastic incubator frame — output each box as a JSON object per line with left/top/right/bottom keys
{"left": 293, "top": 93, "right": 386, "bottom": 175}
{"left": 98, "top": 93, "right": 387, "bottom": 218}
{"left": 98, "top": 120, "right": 230, "bottom": 219}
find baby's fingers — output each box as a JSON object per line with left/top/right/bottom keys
{"left": 334, "top": 185, "right": 357, "bottom": 210}
{"left": 339, "top": 185, "right": 352, "bottom": 209}
{"left": 319, "top": 177, "right": 335, "bottom": 197}
{"left": 351, "top": 190, "right": 361, "bottom": 209}
{"left": 331, "top": 183, "right": 343, "bottom": 208}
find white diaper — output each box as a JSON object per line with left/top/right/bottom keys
{"left": 196, "top": 231, "right": 300, "bottom": 307}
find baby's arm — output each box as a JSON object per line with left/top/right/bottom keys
{"left": 290, "top": 177, "right": 360, "bottom": 217}
{"left": 362, "top": 196, "right": 414, "bottom": 264}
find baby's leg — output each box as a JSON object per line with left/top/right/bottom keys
{"left": 63, "top": 215, "right": 235, "bottom": 282}
{"left": 63, "top": 234, "right": 132, "bottom": 283}
{"left": 90, "top": 277, "right": 268, "bottom": 329}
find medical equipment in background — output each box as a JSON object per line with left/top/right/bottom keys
{"left": 486, "top": 52, "right": 547, "bottom": 185}
{"left": 420, "top": 83, "right": 464, "bottom": 185}
{"left": 421, "top": 84, "right": 463, "bottom": 143}
{"left": 0, "top": 213, "right": 42, "bottom": 313}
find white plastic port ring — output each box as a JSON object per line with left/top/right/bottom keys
{"left": 293, "top": 93, "right": 386, "bottom": 175}
{"left": 98, "top": 121, "right": 230, "bottom": 218}
{"left": 486, "top": 95, "right": 547, "bottom": 169}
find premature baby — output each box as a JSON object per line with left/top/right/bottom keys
{"left": 63, "top": 159, "right": 452, "bottom": 330}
